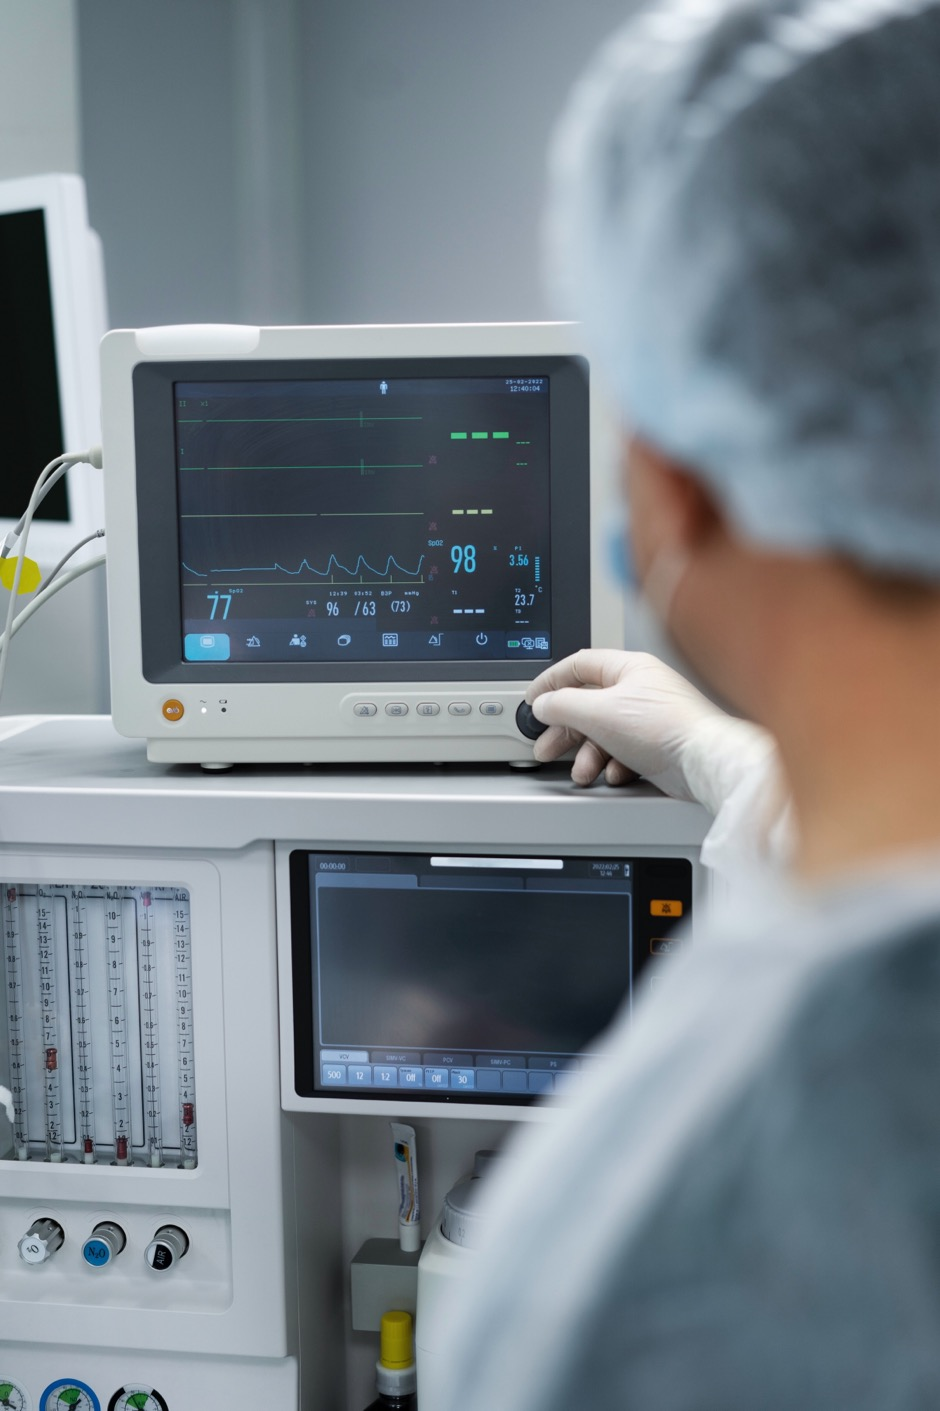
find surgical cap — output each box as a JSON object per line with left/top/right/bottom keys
{"left": 547, "top": 0, "right": 940, "bottom": 579}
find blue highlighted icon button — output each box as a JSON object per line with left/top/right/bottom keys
{"left": 184, "top": 632, "right": 230, "bottom": 661}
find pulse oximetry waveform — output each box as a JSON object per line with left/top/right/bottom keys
{"left": 174, "top": 374, "right": 552, "bottom": 664}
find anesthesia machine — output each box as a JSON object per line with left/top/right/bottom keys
{"left": 0, "top": 321, "right": 710, "bottom": 1410}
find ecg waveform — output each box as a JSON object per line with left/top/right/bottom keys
{"left": 183, "top": 552, "right": 426, "bottom": 581}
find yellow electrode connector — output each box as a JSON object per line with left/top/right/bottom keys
{"left": 0, "top": 557, "right": 41, "bottom": 595}
{"left": 379, "top": 1309, "right": 414, "bottom": 1370}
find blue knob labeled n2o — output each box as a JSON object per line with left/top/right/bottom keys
{"left": 82, "top": 1221, "right": 126, "bottom": 1267}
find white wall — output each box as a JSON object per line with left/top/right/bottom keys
{"left": 78, "top": 0, "right": 636, "bottom": 328}
{"left": 298, "top": 0, "right": 633, "bottom": 325}
{"left": 0, "top": 0, "right": 80, "bottom": 178}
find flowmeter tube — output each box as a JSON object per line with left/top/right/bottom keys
{"left": 1, "top": 882, "right": 197, "bottom": 1168}
{"left": 2, "top": 886, "right": 29, "bottom": 1160}
{"left": 36, "top": 888, "right": 65, "bottom": 1163}
{"left": 69, "top": 890, "right": 97, "bottom": 1163}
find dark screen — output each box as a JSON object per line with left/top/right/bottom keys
{"left": 290, "top": 849, "right": 694, "bottom": 1104}
{"left": 315, "top": 884, "right": 629, "bottom": 1054}
{"left": 0, "top": 209, "right": 67, "bottom": 520}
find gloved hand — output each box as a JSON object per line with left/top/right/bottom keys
{"left": 527, "top": 649, "right": 775, "bottom": 812}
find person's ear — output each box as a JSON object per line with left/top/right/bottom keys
{"left": 623, "top": 434, "right": 722, "bottom": 571}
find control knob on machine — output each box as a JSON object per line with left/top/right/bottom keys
{"left": 82, "top": 1220, "right": 127, "bottom": 1267}
{"left": 514, "top": 699, "right": 549, "bottom": 741}
{"left": 18, "top": 1216, "right": 65, "bottom": 1265}
{"left": 145, "top": 1223, "right": 189, "bottom": 1271}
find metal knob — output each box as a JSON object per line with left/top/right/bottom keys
{"left": 18, "top": 1216, "right": 64, "bottom": 1265}
{"left": 145, "top": 1223, "right": 189, "bottom": 1271}
{"left": 515, "top": 699, "right": 549, "bottom": 740}
{"left": 82, "top": 1220, "right": 126, "bottom": 1268}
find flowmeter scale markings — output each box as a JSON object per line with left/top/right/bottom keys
{"left": 1, "top": 883, "right": 197, "bottom": 1168}
{"left": 3, "top": 887, "right": 29, "bottom": 1160}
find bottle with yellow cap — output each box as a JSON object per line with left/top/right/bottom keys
{"left": 364, "top": 1309, "right": 418, "bottom": 1410}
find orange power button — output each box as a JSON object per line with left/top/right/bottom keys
{"left": 650, "top": 899, "right": 683, "bottom": 918}
{"left": 162, "top": 699, "right": 184, "bottom": 722}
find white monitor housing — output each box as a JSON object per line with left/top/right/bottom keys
{"left": 101, "top": 321, "right": 622, "bottom": 767}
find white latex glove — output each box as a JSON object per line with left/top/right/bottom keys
{"left": 527, "top": 648, "right": 775, "bottom": 813}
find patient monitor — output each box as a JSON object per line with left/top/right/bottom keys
{"left": 100, "top": 321, "right": 615, "bottom": 767}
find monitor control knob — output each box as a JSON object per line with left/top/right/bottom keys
{"left": 515, "top": 700, "right": 549, "bottom": 740}
{"left": 19, "top": 1217, "right": 64, "bottom": 1265}
{"left": 82, "top": 1220, "right": 126, "bottom": 1267}
{"left": 146, "top": 1223, "right": 189, "bottom": 1271}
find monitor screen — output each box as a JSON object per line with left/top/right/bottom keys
{"left": 0, "top": 208, "right": 68, "bottom": 522}
{"left": 289, "top": 849, "right": 693, "bottom": 1105}
{"left": 175, "top": 373, "right": 552, "bottom": 666}
{"left": 134, "top": 353, "right": 589, "bottom": 684}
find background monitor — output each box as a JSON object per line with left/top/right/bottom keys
{"left": 0, "top": 172, "right": 107, "bottom": 559}
{"left": 0, "top": 173, "right": 109, "bottom": 713}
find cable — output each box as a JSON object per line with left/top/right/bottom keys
{"left": 42, "top": 528, "right": 106, "bottom": 590}
{"left": 0, "top": 447, "right": 103, "bottom": 712}
{"left": 0, "top": 551, "right": 106, "bottom": 663}
{"left": 0, "top": 454, "right": 85, "bottom": 559}
{"left": 0, "top": 460, "right": 72, "bottom": 559}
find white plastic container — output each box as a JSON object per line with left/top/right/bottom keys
{"left": 415, "top": 1151, "right": 500, "bottom": 1411}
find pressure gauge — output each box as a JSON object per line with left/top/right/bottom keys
{"left": 108, "top": 1391, "right": 168, "bottom": 1411}
{"left": 0, "top": 1378, "right": 30, "bottom": 1411}
{"left": 40, "top": 1382, "right": 100, "bottom": 1411}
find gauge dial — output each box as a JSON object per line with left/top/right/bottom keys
{"left": 0, "top": 1378, "right": 30, "bottom": 1411}
{"left": 108, "top": 1393, "right": 168, "bottom": 1411}
{"left": 40, "top": 1381, "right": 100, "bottom": 1411}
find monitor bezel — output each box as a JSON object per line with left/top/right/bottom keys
{"left": 133, "top": 354, "right": 590, "bottom": 685}
{"left": 287, "top": 846, "right": 694, "bottom": 1108}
